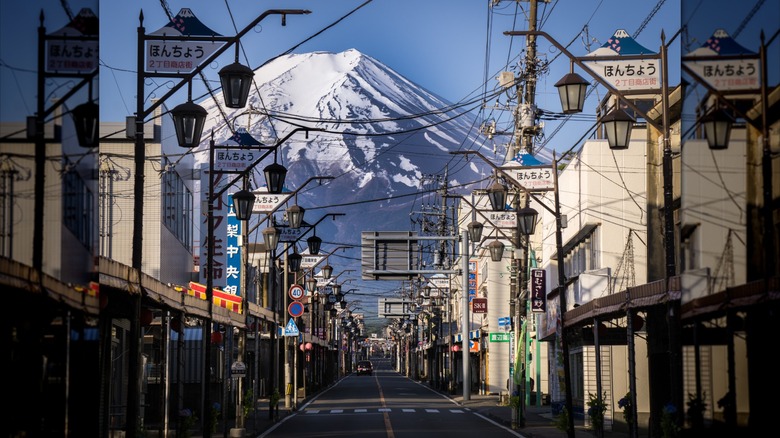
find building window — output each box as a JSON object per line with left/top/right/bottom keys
{"left": 680, "top": 223, "right": 699, "bottom": 272}
{"left": 63, "top": 170, "right": 94, "bottom": 250}
{"left": 562, "top": 225, "right": 600, "bottom": 278}
{"left": 162, "top": 170, "right": 192, "bottom": 251}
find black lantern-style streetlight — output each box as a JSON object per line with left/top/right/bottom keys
{"left": 467, "top": 220, "right": 484, "bottom": 243}
{"left": 231, "top": 189, "right": 256, "bottom": 221}
{"left": 487, "top": 179, "right": 508, "bottom": 211}
{"left": 262, "top": 225, "right": 280, "bottom": 250}
{"left": 601, "top": 108, "right": 635, "bottom": 150}
{"left": 332, "top": 283, "right": 342, "bottom": 298}
{"left": 171, "top": 101, "right": 208, "bottom": 148}
{"left": 517, "top": 206, "right": 539, "bottom": 236}
{"left": 287, "top": 204, "right": 305, "bottom": 228}
{"left": 307, "top": 234, "right": 322, "bottom": 255}
{"left": 554, "top": 69, "right": 590, "bottom": 114}
{"left": 288, "top": 249, "right": 302, "bottom": 272}
{"left": 219, "top": 61, "right": 254, "bottom": 109}
{"left": 321, "top": 264, "right": 333, "bottom": 279}
{"left": 263, "top": 161, "right": 287, "bottom": 194}
{"left": 306, "top": 276, "right": 318, "bottom": 294}
{"left": 71, "top": 101, "right": 99, "bottom": 148}
{"left": 488, "top": 239, "right": 505, "bottom": 262}
{"left": 702, "top": 108, "right": 733, "bottom": 150}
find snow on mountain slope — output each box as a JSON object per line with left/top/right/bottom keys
{"left": 194, "top": 49, "right": 499, "bottom": 242}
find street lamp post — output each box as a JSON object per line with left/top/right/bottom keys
{"left": 452, "top": 149, "right": 572, "bottom": 434}
{"left": 129, "top": 9, "right": 310, "bottom": 437}
{"left": 262, "top": 213, "right": 344, "bottom": 411}
{"left": 446, "top": 191, "right": 534, "bottom": 425}
{"left": 230, "top": 181, "right": 255, "bottom": 436}
{"left": 502, "top": 28, "right": 682, "bottom": 437}
{"left": 682, "top": 31, "right": 777, "bottom": 280}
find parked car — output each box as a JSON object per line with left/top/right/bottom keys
{"left": 356, "top": 360, "right": 373, "bottom": 376}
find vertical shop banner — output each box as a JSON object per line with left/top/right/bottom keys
{"left": 468, "top": 259, "right": 478, "bottom": 302}
{"left": 200, "top": 165, "right": 229, "bottom": 290}
{"left": 531, "top": 268, "right": 546, "bottom": 313}
{"left": 224, "top": 194, "right": 241, "bottom": 297}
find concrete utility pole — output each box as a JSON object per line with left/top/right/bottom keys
{"left": 515, "top": 0, "right": 541, "bottom": 157}
{"left": 507, "top": 0, "right": 542, "bottom": 429}
{"left": 413, "top": 168, "right": 454, "bottom": 390}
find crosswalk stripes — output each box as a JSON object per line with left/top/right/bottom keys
{"left": 304, "top": 408, "right": 469, "bottom": 415}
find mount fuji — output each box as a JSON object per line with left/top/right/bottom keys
{"left": 195, "top": 48, "right": 503, "bottom": 247}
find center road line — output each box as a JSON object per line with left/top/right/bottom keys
{"left": 376, "top": 375, "right": 395, "bottom": 438}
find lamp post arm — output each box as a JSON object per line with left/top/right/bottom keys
{"left": 444, "top": 194, "right": 518, "bottom": 245}
{"left": 450, "top": 150, "right": 557, "bottom": 216}
{"left": 247, "top": 177, "right": 336, "bottom": 235}
{"left": 214, "top": 128, "right": 326, "bottom": 200}
{"left": 140, "top": 9, "right": 311, "bottom": 119}
{"left": 301, "top": 245, "right": 352, "bottom": 275}
{"left": 40, "top": 72, "right": 97, "bottom": 119}
{"left": 504, "top": 30, "right": 664, "bottom": 132}
{"left": 288, "top": 213, "right": 346, "bottom": 245}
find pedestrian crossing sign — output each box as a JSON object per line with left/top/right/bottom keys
{"left": 284, "top": 318, "right": 299, "bottom": 336}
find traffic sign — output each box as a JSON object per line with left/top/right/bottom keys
{"left": 289, "top": 284, "right": 305, "bottom": 301}
{"left": 288, "top": 301, "right": 304, "bottom": 318}
{"left": 231, "top": 361, "right": 246, "bottom": 377}
{"left": 284, "top": 318, "right": 299, "bottom": 337}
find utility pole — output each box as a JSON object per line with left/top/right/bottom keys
{"left": 508, "top": 0, "right": 542, "bottom": 429}
{"left": 413, "top": 168, "right": 453, "bottom": 390}
{"left": 515, "top": 0, "right": 541, "bottom": 157}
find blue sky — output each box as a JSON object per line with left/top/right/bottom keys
{"left": 2, "top": 1, "right": 777, "bottom": 155}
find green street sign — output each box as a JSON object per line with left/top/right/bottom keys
{"left": 489, "top": 332, "right": 511, "bottom": 342}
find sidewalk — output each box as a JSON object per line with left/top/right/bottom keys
{"left": 451, "top": 392, "right": 636, "bottom": 438}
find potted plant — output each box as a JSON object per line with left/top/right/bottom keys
{"left": 554, "top": 406, "right": 570, "bottom": 433}
{"left": 686, "top": 392, "right": 707, "bottom": 430}
{"left": 661, "top": 402, "right": 680, "bottom": 438}
{"left": 178, "top": 408, "right": 198, "bottom": 438}
{"left": 587, "top": 391, "right": 608, "bottom": 437}
{"left": 269, "top": 388, "right": 281, "bottom": 421}
{"left": 618, "top": 392, "right": 633, "bottom": 429}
